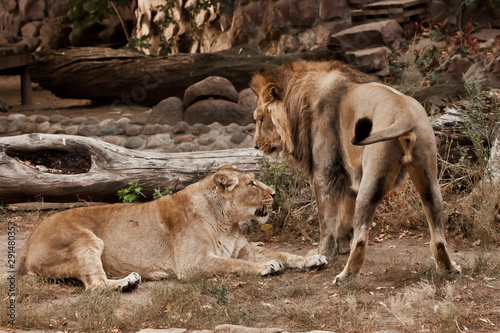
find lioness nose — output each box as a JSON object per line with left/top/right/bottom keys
{"left": 254, "top": 145, "right": 259, "bottom": 149}
{"left": 270, "top": 192, "right": 275, "bottom": 198}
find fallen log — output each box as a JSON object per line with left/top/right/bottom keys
{"left": 27, "top": 45, "right": 350, "bottom": 105}
{"left": 0, "top": 134, "right": 276, "bottom": 203}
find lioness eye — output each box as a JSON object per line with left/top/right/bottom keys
{"left": 250, "top": 180, "right": 256, "bottom": 186}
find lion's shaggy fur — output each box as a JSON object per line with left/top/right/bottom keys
{"left": 17, "top": 163, "right": 327, "bottom": 290}
{"left": 251, "top": 60, "right": 461, "bottom": 283}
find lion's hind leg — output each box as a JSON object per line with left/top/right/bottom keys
{"left": 333, "top": 150, "right": 402, "bottom": 284}
{"left": 65, "top": 230, "right": 141, "bottom": 291}
{"left": 408, "top": 164, "right": 461, "bottom": 274}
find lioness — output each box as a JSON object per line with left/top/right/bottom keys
{"left": 250, "top": 60, "right": 461, "bottom": 284}
{"left": 17, "top": 163, "right": 327, "bottom": 291}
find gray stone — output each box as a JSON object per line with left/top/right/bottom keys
{"left": 47, "top": 124, "right": 64, "bottom": 134}
{"left": 349, "top": 46, "right": 389, "bottom": 72}
{"left": 329, "top": 19, "right": 403, "bottom": 51}
{"left": 124, "top": 137, "right": 147, "bottom": 149}
{"left": 7, "top": 113, "right": 25, "bottom": 121}
{"left": 49, "top": 114, "right": 66, "bottom": 123}
{"left": 22, "top": 122, "right": 36, "bottom": 133}
{"left": 39, "top": 17, "right": 71, "bottom": 50}
{"left": 440, "top": 55, "right": 473, "bottom": 84}
{"left": 190, "top": 123, "right": 210, "bottom": 136}
{"left": 126, "top": 124, "right": 143, "bottom": 136}
{"left": 141, "top": 124, "right": 157, "bottom": 135}
{"left": 136, "top": 329, "right": 187, "bottom": 333}
{"left": 225, "top": 123, "right": 242, "bottom": 134}
{"left": 244, "top": 123, "right": 256, "bottom": 133}
{"left": 319, "top": 0, "right": 344, "bottom": 20}
{"left": 471, "top": 29, "right": 500, "bottom": 41}
{"left": 212, "top": 138, "right": 231, "bottom": 150}
{"left": 83, "top": 116, "right": 100, "bottom": 125}
{"left": 214, "top": 324, "right": 286, "bottom": 333}
{"left": 295, "top": 0, "right": 319, "bottom": 27}
{"left": 98, "top": 125, "right": 114, "bottom": 136}
{"left": 78, "top": 125, "right": 100, "bottom": 137}
{"left": 37, "top": 121, "right": 50, "bottom": 132}
{"left": 0, "top": 119, "right": 9, "bottom": 134}
{"left": 198, "top": 130, "right": 219, "bottom": 146}
{"left": 184, "top": 100, "right": 254, "bottom": 126}
{"left": 104, "top": 135, "right": 126, "bottom": 146}
{"left": 238, "top": 88, "right": 256, "bottom": 111}
{"left": 64, "top": 125, "right": 79, "bottom": 135}
{"left": 173, "top": 121, "right": 189, "bottom": 134}
{"left": 210, "top": 122, "right": 223, "bottom": 131}
{"left": 155, "top": 124, "right": 170, "bottom": 134}
{"left": 7, "top": 118, "right": 23, "bottom": 133}
{"left": 230, "top": 131, "right": 248, "bottom": 145}
{"left": 19, "top": 0, "right": 45, "bottom": 20}
{"left": 21, "top": 21, "right": 42, "bottom": 38}
{"left": 183, "top": 76, "right": 239, "bottom": 108}
{"left": 148, "top": 97, "right": 184, "bottom": 125}
{"left": 71, "top": 116, "right": 86, "bottom": 125}
{"left": 100, "top": 119, "right": 115, "bottom": 126}
{"left": 146, "top": 134, "right": 175, "bottom": 149}
{"left": 60, "top": 118, "right": 72, "bottom": 126}
{"left": 114, "top": 117, "right": 131, "bottom": 135}
{"left": 174, "top": 134, "right": 195, "bottom": 144}
{"left": 36, "top": 115, "right": 50, "bottom": 123}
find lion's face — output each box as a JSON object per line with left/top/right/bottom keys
{"left": 251, "top": 77, "right": 285, "bottom": 155}
{"left": 253, "top": 103, "right": 282, "bottom": 155}
{"left": 213, "top": 163, "right": 275, "bottom": 224}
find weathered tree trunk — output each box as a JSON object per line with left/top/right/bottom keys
{"left": 0, "top": 134, "right": 275, "bottom": 203}
{"left": 27, "top": 45, "right": 350, "bottom": 105}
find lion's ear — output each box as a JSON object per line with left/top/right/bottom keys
{"left": 264, "top": 83, "right": 283, "bottom": 102}
{"left": 213, "top": 173, "right": 239, "bottom": 191}
{"left": 218, "top": 162, "right": 235, "bottom": 171}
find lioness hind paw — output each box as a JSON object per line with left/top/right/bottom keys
{"left": 117, "top": 272, "right": 141, "bottom": 292}
{"left": 305, "top": 254, "right": 328, "bottom": 268}
{"left": 260, "top": 260, "right": 284, "bottom": 276}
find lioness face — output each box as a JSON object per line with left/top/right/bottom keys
{"left": 213, "top": 166, "right": 275, "bottom": 224}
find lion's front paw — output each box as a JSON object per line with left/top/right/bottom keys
{"left": 451, "top": 261, "right": 462, "bottom": 274}
{"left": 333, "top": 270, "right": 348, "bottom": 285}
{"left": 304, "top": 254, "right": 328, "bottom": 268}
{"left": 260, "top": 260, "right": 284, "bottom": 276}
{"left": 117, "top": 272, "right": 141, "bottom": 292}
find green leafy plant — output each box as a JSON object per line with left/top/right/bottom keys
{"left": 117, "top": 180, "right": 147, "bottom": 203}
{"left": 152, "top": 187, "right": 172, "bottom": 200}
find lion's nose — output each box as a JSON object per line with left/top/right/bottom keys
{"left": 270, "top": 192, "right": 275, "bottom": 198}
{"left": 254, "top": 145, "right": 259, "bottom": 149}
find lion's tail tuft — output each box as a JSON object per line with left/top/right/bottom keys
{"left": 351, "top": 117, "right": 373, "bottom": 145}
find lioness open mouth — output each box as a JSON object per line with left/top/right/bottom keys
{"left": 254, "top": 206, "right": 270, "bottom": 217}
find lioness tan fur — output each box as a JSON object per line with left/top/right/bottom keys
{"left": 250, "top": 60, "right": 461, "bottom": 284}
{"left": 17, "top": 163, "right": 327, "bottom": 290}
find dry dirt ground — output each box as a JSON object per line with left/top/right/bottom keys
{"left": 1, "top": 76, "right": 500, "bottom": 333}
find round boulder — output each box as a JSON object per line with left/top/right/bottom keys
{"left": 148, "top": 97, "right": 184, "bottom": 125}
{"left": 184, "top": 99, "right": 254, "bottom": 126}
{"left": 183, "top": 76, "right": 239, "bottom": 108}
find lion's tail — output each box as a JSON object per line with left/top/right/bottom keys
{"left": 351, "top": 116, "right": 416, "bottom": 166}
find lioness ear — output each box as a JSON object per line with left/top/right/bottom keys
{"left": 264, "top": 83, "right": 283, "bottom": 102}
{"left": 218, "top": 162, "right": 235, "bottom": 171}
{"left": 213, "top": 173, "right": 239, "bottom": 191}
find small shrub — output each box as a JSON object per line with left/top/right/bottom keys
{"left": 117, "top": 180, "right": 146, "bottom": 203}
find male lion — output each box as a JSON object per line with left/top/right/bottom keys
{"left": 250, "top": 60, "right": 461, "bottom": 284}
{"left": 16, "top": 163, "right": 327, "bottom": 290}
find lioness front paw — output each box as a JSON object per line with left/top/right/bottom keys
{"left": 304, "top": 254, "right": 328, "bottom": 268}
{"left": 117, "top": 272, "right": 141, "bottom": 292}
{"left": 260, "top": 260, "right": 284, "bottom": 276}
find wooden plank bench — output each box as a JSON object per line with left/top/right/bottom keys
{"left": 0, "top": 44, "right": 33, "bottom": 105}
{"left": 352, "top": 0, "right": 430, "bottom": 25}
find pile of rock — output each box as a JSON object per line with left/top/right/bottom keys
{"left": 148, "top": 76, "right": 256, "bottom": 126}
{"left": 0, "top": 113, "right": 256, "bottom": 152}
